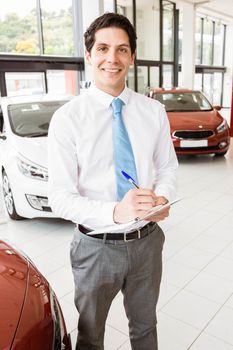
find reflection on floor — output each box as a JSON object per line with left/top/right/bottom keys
{"left": 1, "top": 140, "right": 233, "bottom": 350}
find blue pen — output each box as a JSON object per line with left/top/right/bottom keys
{"left": 121, "top": 170, "right": 139, "bottom": 189}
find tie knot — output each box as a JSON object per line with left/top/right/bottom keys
{"left": 111, "top": 98, "right": 123, "bottom": 115}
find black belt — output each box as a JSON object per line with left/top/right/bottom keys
{"left": 78, "top": 222, "right": 155, "bottom": 241}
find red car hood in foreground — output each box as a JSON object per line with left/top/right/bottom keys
{"left": 0, "top": 240, "right": 29, "bottom": 348}
{"left": 167, "top": 109, "right": 222, "bottom": 131}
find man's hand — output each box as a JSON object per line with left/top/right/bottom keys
{"left": 148, "top": 196, "right": 170, "bottom": 222}
{"left": 113, "top": 189, "right": 169, "bottom": 223}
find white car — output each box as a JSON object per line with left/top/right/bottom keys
{"left": 0, "top": 94, "right": 72, "bottom": 219}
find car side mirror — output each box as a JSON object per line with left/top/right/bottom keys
{"left": 213, "top": 105, "right": 221, "bottom": 111}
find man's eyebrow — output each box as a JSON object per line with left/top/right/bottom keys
{"left": 95, "top": 43, "right": 130, "bottom": 47}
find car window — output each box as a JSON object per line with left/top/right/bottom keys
{"left": 7, "top": 101, "right": 67, "bottom": 137}
{"left": 153, "top": 92, "right": 212, "bottom": 112}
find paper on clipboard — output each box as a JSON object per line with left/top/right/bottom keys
{"left": 135, "top": 197, "right": 181, "bottom": 222}
{"left": 86, "top": 198, "right": 182, "bottom": 235}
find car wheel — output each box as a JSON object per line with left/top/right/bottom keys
{"left": 215, "top": 150, "right": 228, "bottom": 157}
{"left": 2, "top": 170, "right": 24, "bottom": 220}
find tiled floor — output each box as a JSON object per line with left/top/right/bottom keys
{"left": 1, "top": 139, "right": 233, "bottom": 349}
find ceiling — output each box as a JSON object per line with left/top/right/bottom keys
{"left": 181, "top": 0, "right": 233, "bottom": 19}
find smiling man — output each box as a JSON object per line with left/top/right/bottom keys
{"left": 48, "top": 12, "right": 178, "bottom": 350}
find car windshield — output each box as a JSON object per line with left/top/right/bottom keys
{"left": 8, "top": 100, "right": 67, "bottom": 137}
{"left": 153, "top": 92, "right": 212, "bottom": 112}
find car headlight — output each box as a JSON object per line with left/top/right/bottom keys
{"left": 17, "top": 157, "right": 48, "bottom": 181}
{"left": 216, "top": 120, "right": 228, "bottom": 134}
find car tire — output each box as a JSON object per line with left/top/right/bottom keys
{"left": 2, "top": 170, "right": 24, "bottom": 220}
{"left": 215, "top": 150, "right": 228, "bottom": 157}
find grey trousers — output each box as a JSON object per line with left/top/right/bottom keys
{"left": 70, "top": 223, "right": 165, "bottom": 350}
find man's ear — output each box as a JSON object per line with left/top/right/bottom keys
{"left": 85, "top": 49, "right": 92, "bottom": 65}
{"left": 130, "top": 52, "right": 136, "bottom": 65}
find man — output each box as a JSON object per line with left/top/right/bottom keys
{"left": 48, "top": 12, "right": 178, "bottom": 350}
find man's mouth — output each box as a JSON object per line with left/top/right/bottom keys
{"left": 102, "top": 68, "right": 121, "bottom": 73}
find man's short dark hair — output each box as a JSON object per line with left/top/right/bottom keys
{"left": 84, "top": 12, "right": 137, "bottom": 54}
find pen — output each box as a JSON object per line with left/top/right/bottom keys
{"left": 121, "top": 170, "right": 139, "bottom": 189}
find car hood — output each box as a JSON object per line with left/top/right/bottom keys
{"left": 0, "top": 240, "right": 29, "bottom": 349}
{"left": 167, "top": 109, "right": 223, "bottom": 131}
{"left": 13, "top": 136, "right": 48, "bottom": 168}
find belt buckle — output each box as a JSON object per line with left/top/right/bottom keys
{"left": 124, "top": 228, "right": 141, "bottom": 242}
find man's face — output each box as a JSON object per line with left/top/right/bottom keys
{"left": 85, "top": 27, "right": 135, "bottom": 96}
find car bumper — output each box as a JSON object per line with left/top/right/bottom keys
{"left": 173, "top": 133, "right": 230, "bottom": 155}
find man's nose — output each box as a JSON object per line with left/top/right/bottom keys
{"left": 106, "top": 49, "right": 118, "bottom": 62}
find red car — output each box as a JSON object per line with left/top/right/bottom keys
{"left": 0, "top": 239, "right": 71, "bottom": 350}
{"left": 149, "top": 88, "right": 230, "bottom": 156}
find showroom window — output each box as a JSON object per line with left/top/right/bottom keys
{"left": 194, "top": 15, "right": 226, "bottom": 105}
{"left": 0, "top": 0, "right": 74, "bottom": 56}
{"left": 5, "top": 72, "right": 45, "bottom": 96}
{"left": 40, "top": 0, "right": 74, "bottom": 56}
{"left": 116, "top": 0, "right": 179, "bottom": 92}
{"left": 0, "top": 0, "right": 39, "bottom": 54}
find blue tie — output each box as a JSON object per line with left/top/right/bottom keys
{"left": 111, "top": 98, "right": 138, "bottom": 200}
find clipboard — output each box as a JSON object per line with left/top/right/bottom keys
{"left": 134, "top": 197, "right": 181, "bottom": 222}
{"left": 86, "top": 198, "right": 182, "bottom": 235}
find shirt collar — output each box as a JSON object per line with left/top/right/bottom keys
{"left": 88, "top": 83, "right": 130, "bottom": 108}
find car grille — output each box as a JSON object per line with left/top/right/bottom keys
{"left": 173, "top": 130, "right": 214, "bottom": 139}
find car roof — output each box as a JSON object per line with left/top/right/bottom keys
{"left": 0, "top": 93, "right": 73, "bottom": 107}
{"left": 150, "top": 88, "right": 201, "bottom": 94}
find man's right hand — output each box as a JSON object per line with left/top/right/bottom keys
{"left": 113, "top": 188, "right": 157, "bottom": 223}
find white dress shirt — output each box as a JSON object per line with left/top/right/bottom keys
{"left": 48, "top": 84, "right": 178, "bottom": 230}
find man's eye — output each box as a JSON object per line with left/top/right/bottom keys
{"left": 119, "top": 48, "right": 127, "bottom": 53}
{"left": 98, "top": 47, "right": 107, "bottom": 52}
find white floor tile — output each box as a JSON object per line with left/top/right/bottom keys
{"left": 203, "top": 256, "right": 233, "bottom": 282}
{"left": 188, "top": 234, "right": 230, "bottom": 255}
{"left": 170, "top": 246, "right": 216, "bottom": 270}
{"left": 205, "top": 306, "right": 233, "bottom": 345}
{"left": 70, "top": 325, "right": 129, "bottom": 350}
{"left": 106, "top": 293, "right": 129, "bottom": 336}
{"left": 189, "top": 333, "right": 233, "bottom": 350}
{"left": 59, "top": 299, "right": 78, "bottom": 334}
{"left": 48, "top": 265, "right": 74, "bottom": 299}
{"left": 158, "top": 312, "right": 200, "bottom": 350}
{"left": 162, "top": 260, "right": 199, "bottom": 288}
{"left": 160, "top": 290, "right": 221, "bottom": 329}
{"left": 185, "top": 271, "right": 233, "bottom": 304}
{"left": 157, "top": 281, "right": 180, "bottom": 310}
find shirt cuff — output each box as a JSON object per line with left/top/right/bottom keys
{"left": 99, "top": 201, "right": 118, "bottom": 226}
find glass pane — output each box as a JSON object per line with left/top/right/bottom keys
{"left": 213, "top": 72, "right": 222, "bottom": 105}
{"left": 104, "top": 0, "right": 115, "bottom": 12}
{"left": 214, "top": 23, "right": 224, "bottom": 66}
{"left": 126, "top": 66, "right": 135, "bottom": 90}
{"left": 136, "top": 0, "right": 160, "bottom": 60}
{"left": 195, "top": 17, "right": 202, "bottom": 64}
{"left": 0, "top": 0, "right": 39, "bottom": 54}
{"left": 47, "top": 70, "right": 77, "bottom": 95}
{"left": 202, "top": 18, "right": 213, "bottom": 65}
{"left": 40, "top": 0, "right": 74, "bottom": 56}
{"left": 178, "top": 10, "right": 183, "bottom": 64}
{"left": 163, "top": 1, "right": 174, "bottom": 61}
{"left": 137, "top": 66, "right": 148, "bottom": 94}
{"left": 150, "top": 67, "right": 160, "bottom": 89}
{"left": 5, "top": 72, "right": 45, "bottom": 96}
{"left": 203, "top": 73, "right": 213, "bottom": 103}
{"left": 194, "top": 73, "right": 202, "bottom": 91}
{"left": 162, "top": 64, "right": 173, "bottom": 88}
{"left": 117, "top": 0, "right": 133, "bottom": 24}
